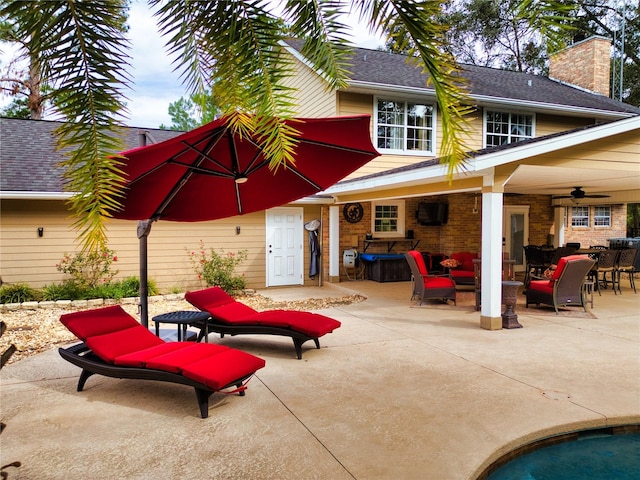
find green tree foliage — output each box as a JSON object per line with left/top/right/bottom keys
{"left": 568, "top": 0, "right": 639, "bottom": 106}
{"left": 159, "top": 90, "right": 220, "bottom": 131}
{"left": 436, "top": 0, "right": 638, "bottom": 106}
{"left": 437, "top": 0, "right": 574, "bottom": 74}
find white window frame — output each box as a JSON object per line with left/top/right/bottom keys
{"left": 483, "top": 109, "right": 535, "bottom": 148}
{"left": 371, "top": 200, "right": 405, "bottom": 238}
{"left": 571, "top": 206, "right": 590, "bottom": 228}
{"left": 594, "top": 206, "right": 611, "bottom": 227}
{"left": 374, "top": 97, "right": 436, "bottom": 156}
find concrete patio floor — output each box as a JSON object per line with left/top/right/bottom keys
{"left": 1, "top": 280, "right": 639, "bottom": 479}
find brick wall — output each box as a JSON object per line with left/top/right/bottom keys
{"left": 549, "top": 36, "right": 611, "bottom": 96}
{"left": 564, "top": 204, "right": 627, "bottom": 247}
{"left": 329, "top": 196, "right": 625, "bottom": 282}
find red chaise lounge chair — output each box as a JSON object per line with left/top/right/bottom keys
{"left": 58, "top": 305, "right": 266, "bottom": 418}
{"left": 184, "top": 287, "right": 341, "bottom": 359}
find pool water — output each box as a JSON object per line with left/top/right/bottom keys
{"left": 487, "top": 432, "right": 640, "bottom": 480}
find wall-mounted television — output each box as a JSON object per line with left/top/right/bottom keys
{"left": 416, "top": 202, "right": 448, "bottom": 226}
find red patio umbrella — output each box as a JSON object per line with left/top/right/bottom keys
{"left": 112, "top": 115, "right": 379, "bottom": 326}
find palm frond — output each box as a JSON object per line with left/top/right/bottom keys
{"left": 1, "top": 0, "right": 132, "bottom": 251}
{"left": 354, "top": 0, "right": 473, "bottom": 176}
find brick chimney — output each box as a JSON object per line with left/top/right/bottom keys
{"left": 549, "top": 36, "right": 611, "bottom": 97}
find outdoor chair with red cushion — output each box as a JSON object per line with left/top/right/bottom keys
{"left": 448, "top": 252, "right": 478, "bottom": 285}
{"left": 525, "top": 255, "right": 595, "bottom": 314}
{"left": 184, "top": 287, "right": 341, "bottom": 359}
{"left": 404, "top": 251, "right": 456, "bottom": 305}
{"left": 58, "top": 305, "right": 266, "bottom": 418}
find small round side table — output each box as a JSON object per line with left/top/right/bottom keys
{"left": 152, "top": 310, "right": 211, "bottom": 341}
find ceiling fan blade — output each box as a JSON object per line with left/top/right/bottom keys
{"left": 552, "top": 195, "right": 572, "bottom": 199}
{"left": 584, "top": 194, "right": 611, "bottom": 198}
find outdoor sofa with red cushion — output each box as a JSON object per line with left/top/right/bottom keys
{"left": 58, "top": 305, "right": 266, "bottom": 418}
{"left": 184, "top": 287, "right": 341, "bottom": 359}
{"left": 448, "top": 252, "right": 479, "bottom": 285}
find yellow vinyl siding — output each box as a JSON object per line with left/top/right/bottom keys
{"left": 284, "top": 54, "right": 336, "bottom": 117}
{"left": 0, "top": 200, "right": 324, "bottom": 291}
{"left": 535, "top": 113, "right": 594, "bottom": 137}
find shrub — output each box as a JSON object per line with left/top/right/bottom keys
{"left": 188, "top": 241, "right": 248, "bottom": 293}
{"left": 95, "top": 276, "right": 158, "bottom": 299}
{"left": 56, "top": 248, "right": 118, "bottom": 289}
{"left": 41, "top": 280, "right": 84, "bottom": 301}
{"left": 0, "top": 283, "right": 39, "bottom": 304}
{"left": 41, "top": 277, "right": 157, "bottom": 301}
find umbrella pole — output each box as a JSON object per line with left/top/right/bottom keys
{"left": 137, "top": 220, "right": 154, "bottom": 328}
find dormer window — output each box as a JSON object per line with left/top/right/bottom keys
{"left": 485, "top": 110, "right": 534, "bottom": 147}
{"left": 375, "top": 99, "right": 435, "bottom": 155}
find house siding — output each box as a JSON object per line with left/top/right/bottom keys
{"left": 335, "top": 92, "right": 601, "bottom": 178}
{"left": 284, "top": 56, "right": 336, "bottom": 117}
{"left": 0, "top": 199, "right": 323, "bottom": 291}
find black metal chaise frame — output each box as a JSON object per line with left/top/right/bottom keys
{"left": 59, "top": 343, "right": 251, "bottom": 419}
{"left": 191, "top": 320, "right": 320, "bottom": 360}
{"left": 184, "top": 287, "right": 341, "bottom": 360}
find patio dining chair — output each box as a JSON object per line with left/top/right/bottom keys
{"left": 523, "top": 245, "right": 547, "bottom": 286}
{"left": 549, "top": 246, "right": 578, "bottom": 266}
{"left": 615, "top": 248, "right": 638, "bottom": 294}
{"left": 590, "top": 249, "right": 619, "bottom": 295}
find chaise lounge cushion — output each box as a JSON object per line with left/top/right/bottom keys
{"left": 114, "top": 343, "right": 193, "bottom": 368}
{"left": 185, "top": 287, "right": 342, "bottom": 358}
{"left": 182, "top": 349, "right": 266, "bottom": 390}
{"left": 85, "top": 325, "right": 164, "bottom": 363}
{"left": 59, "top": 305, "right": 266, "bottom": 418}
{"left": 60, "top": 304, "right": 141, "bottom": 340}
{"left": 254, "top": 310, "right": 341, "bottom": 337}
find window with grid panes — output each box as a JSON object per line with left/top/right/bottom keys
{"left": 376, "top": 99, "right": 434, "bottom": 154}
{"left": 372, "top": 200, "right": 405, "bottom": 237}
{"left": 571, "top": 206, "right": 589, "bottom": 227}
{"left": 485, "top": 111, "right": 534, "bottom": 147}
{"left": 594, "top": 206, "right": 611, "bottom": 227}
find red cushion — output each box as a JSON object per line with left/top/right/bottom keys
{"left": 181, "top": 349, "right": 266, "bottom": 390}
{"left": 145, "top": 343, "right": 231, "bottom": 373}
{"left": 408, "top": 250, "right": 428, "bottom": 274}
{"left": 550, "top": 255, "right": 587, "bottom": 282}
{"left": 60, "top": 305, "right": 140, "bottom": 341}
{"left": 114, "top": 343, "right": 192, "bottom": 368}
{"left": 85, "top": 325, "right": 164, "bottom": 363}
{"left": 451, "top": 252, "right": 477, "bottom": 271}
{"left": 529, "top": 279, "right": 554, "bottom": 295}
{"left": 185, "top": 287, "right": 236, "bottom": 311}
{"left": 253, "top": 311, "right": 341, "bottom": 337}
{"left": 288, "top": 313, "right": 341, "bottom": 337}
{"left": 424, "top": 276, "right": 456, "bottom": 288}
{"left": 208, "top": 302, "right": 259, "bottom": 323}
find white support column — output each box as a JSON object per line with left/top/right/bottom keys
{"left": 328, "top": 206, "right": 340, "bottom": 282}
{"left": 480, "top": 181, "right": 505, "bottom": 330}
{"left": 554, "top": 206, "right": 566, "bottom": 247}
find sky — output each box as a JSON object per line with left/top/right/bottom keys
{"left": 1, "top": 2, "right": 384, "bottom": 129}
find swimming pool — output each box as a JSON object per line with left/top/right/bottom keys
{"left": 483, "top": 426, "right": 640, "bottom": 480}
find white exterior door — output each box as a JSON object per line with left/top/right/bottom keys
{"left": 266, "top": 207, "right": 304, "bottom": 286}
{"left": 503, "top": 205, "right": 530, "bottom": 272}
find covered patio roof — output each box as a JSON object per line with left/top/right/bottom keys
{"left": 325, "top": 116, "right": 640, "bottom": 205}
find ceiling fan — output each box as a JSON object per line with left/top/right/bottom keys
{"left": 552, "top": 186, "right": 611, "bottom": 200}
